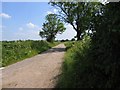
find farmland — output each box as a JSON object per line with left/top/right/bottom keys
{"left": 1, "top": 40, "right": 59, "bottom": 67}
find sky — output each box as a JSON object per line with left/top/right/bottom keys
{"left": 0, "top": 2, "right": 76, "bottom": 41}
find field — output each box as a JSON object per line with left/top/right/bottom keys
{"left": 1, "top": 40, "right": 59, "bottom": 67}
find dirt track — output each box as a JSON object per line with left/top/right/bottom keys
{"left": 2, "top": 44, "right": 65, "bottom": 88}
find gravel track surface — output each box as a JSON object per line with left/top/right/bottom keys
{"left": 2, "top": 44, "right": 65, "bottom": 88}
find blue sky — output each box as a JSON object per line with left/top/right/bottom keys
{"left": 1, "top": 2, "right": 76, "bottom": 41}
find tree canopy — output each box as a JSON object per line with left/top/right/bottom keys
{"left": 49, "top": 2, "right": 101, "bottom": 40}
{"left": 39, "top": 14, "right": 66, "bottom": 42}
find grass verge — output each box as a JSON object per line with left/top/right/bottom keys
{"left": 1, "top": 40, "right": 60, "bottom": 67}
{"left": 56, "top": 35, "right": 91, "bottom": 88}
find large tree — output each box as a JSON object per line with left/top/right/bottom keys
{"left": 39, "top": 14, "right": 66, "bottom": 42}
{"left": 49, "top": 2, "right": 100, "bottom": 40}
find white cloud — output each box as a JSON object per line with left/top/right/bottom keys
{"left": 46, "top": 8, "right": 58, "bottom": 15}
{"left": 47, "top": 11, "right": 54, "bottom": 14}
{"left": 15, "top": 25, "right": 41, "bottom": 40}
{"left": 17, "top": 23, "right": 41, "bottom": 40}
{"left": 2, "top": 23, "right": 42, "bottom": 41}
{"left": 2, "top": 22, "right": 76, "bottom": 41}
{"left": 14, "top": 29, "right": 41, "bottom": 40}
{"left": 0, "top": 13, "right": 11, "bottom": 19}
{"left": 2, "top": 27, "right": 42, "bottom": 41}
{"left": 26, "top": 22, "right": 37, "bottom": 29}
{"left": 53, "top": 9, "right": 57, "bottom": 13}
{"left": 56, "top": 24, "right": 76, "bottom": 40}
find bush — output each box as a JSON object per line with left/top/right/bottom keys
{"left": 57, "top": 35, "right": 91, "bottom": 88}
{"left": 71, "top": 38, "right": 75, "bottom": 41}
{"left": 58, "top": 32, "right": 120, "bottom": 88}
{"left": 64, "top": 41, "right": 75, "bottom": 51}
{"left": 57, "top": 2, "right": 120, "bottom": 88}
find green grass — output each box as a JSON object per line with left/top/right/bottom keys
{"left": 64, "top": 41, "right": 75, "bottom": 51}
{"left": 57, "top": 34, "right": 120, "bottom": 88}
{"left": 56, "top": 35, "right": 91, "bottom": 88}
{"left": 1, "top": 40, "right": 60, "bottom": 67}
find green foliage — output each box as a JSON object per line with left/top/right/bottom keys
{"left": 71, "top": 38, "right": 75, "bottom": 41}
{"left": 39, "top": 14, "right": 66, "bottom": 42}
{"left": 57, "top": 35, "right": 91, "bottom": 88}
{"left": 85, "top": 2, "right": 120, "bottom": 88}
{"left": 57, "top": 2, "right": 120, "bottom": 88}
{"left": 64, "top": 41, "right": 75, "bottom": 50}
{"left": 1, "top": 40, "right": 59, "bottom": 67}
{"left": 50, "top": 2, "right": 101, "bottom": 40}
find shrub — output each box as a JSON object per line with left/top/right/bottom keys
{"left": 57, "top": 2, "right": 120, "bottom": 88}
{"left": 57, "top": 35, "right": 91, "bottom": 88}
{"left": 64, "top": 41, "right": 75, "bottom": 51}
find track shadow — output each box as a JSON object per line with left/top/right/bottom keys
{"left": 41, "top": 47, "right": 66, "bottom": 54}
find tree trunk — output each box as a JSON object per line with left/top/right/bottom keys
{"left": 76, "top": 30, "right": 81, "bottom": 41}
